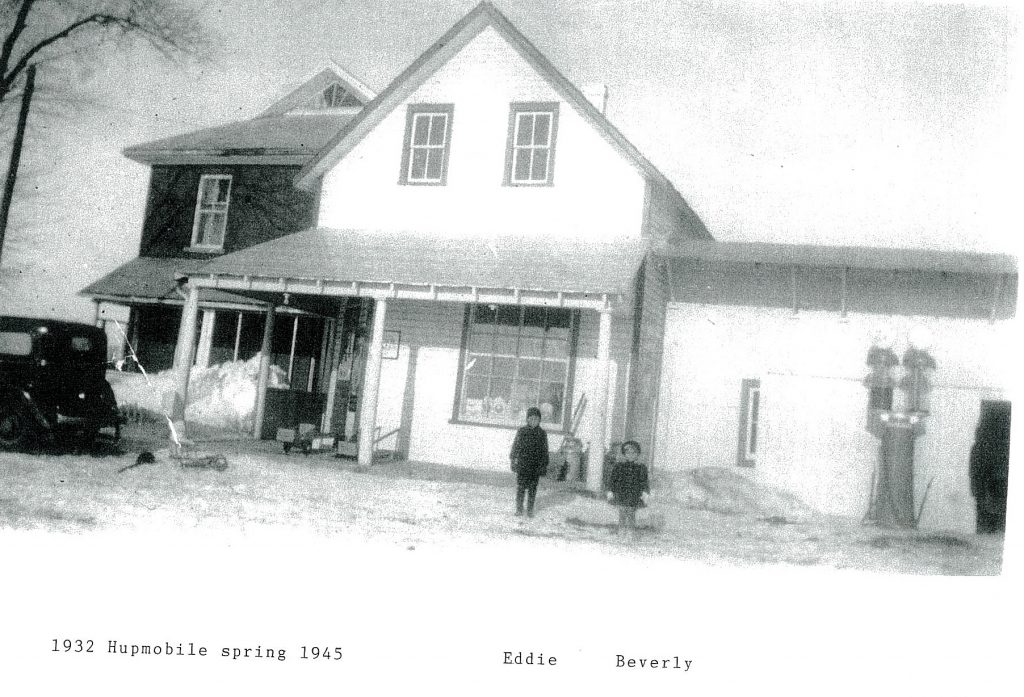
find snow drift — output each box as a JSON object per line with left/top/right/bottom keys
{"left": 109, "top": 357, "right": 287, "bottom": 434}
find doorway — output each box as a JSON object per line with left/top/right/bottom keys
{"left": 969, "top": 400, "right": 1011, "bottom": 533}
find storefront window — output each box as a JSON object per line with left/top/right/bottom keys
{"left": 456, "top": 304, "right": 575, "bottom": 428}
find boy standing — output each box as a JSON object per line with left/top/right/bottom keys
{"left": 606, "top": 440, "right": 650, "bottom": 538}
{"left": 510, "top": 407, "right": 549, "bottom": 517}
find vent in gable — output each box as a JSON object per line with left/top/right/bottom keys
{"left": 317, "top": 82, "right": 363, "bottom": 109}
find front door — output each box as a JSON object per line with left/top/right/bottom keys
{"left": 324, "top": 298, "right": 372, "bottom": 441}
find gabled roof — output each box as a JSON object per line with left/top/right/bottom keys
{"left": 293, "top": 1, "right": 706, "bottom": 237}
{"left": 657, "top": 239, "right": 1018, "bottom": 276}
{"left": 258, "top": 61, "right": 377, "bottom": 117}
{"left": 123, "top": 62, "right": 376, "bottom": 165}
{"left": 189, "top": 228, "right": 642, "bottom": 298}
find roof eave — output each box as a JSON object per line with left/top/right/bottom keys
{"left": 123, "top": 149, "right": 314, "bottom": 166}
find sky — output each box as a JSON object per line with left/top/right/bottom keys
{"left": 0, "top": 0, "right": 1018, "bottom": 322}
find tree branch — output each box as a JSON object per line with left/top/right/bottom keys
{"left": 0, "top": 0, "right": 38, "bottom": 95}
{"left": 1, "top": 1, "right": 213, "bottom": 104}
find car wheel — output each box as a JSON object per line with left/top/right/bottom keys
{"left": 0, "top": 403, "right": 31, "bottom": 451}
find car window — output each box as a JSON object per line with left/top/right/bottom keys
{"left": 71, "top": 336, "right": 93, "bottom": 353}
{"left": 0, "top": 331, "right": 32, "bottom": 356}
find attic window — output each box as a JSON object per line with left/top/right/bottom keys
{"left": 318, "top": 82, "right": 361, "bottom": 109}
{"left": 504, "top": 102, "right": 559, "bottom": 186}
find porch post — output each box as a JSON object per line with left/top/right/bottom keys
{"left": 358, "top": 298, "right": 387, "bottom": 468}
{"left": 171, "top": 284, "right": 201, "bottom": 427}
{"left": 194, "top": 309, "right": 216, "bottom": 368}
{"left": 588, "top": 308, "right": 613, "bottom": 492}
{"left": 253, "top": 302, "right": 276, "bottom": 440}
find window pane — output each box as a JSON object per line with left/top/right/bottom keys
{"left": 412, "top": 114, "right": 430, "bottom": 145}
{"left": 515, "top": 113, "right": 534, "bottom": 146}
{"left": 70, "top": 336, "right": 93, "bottom": 352}
{"left": 539, "top": 381, "right": 564, "bottom": 422}
{"left": 465, "top": 354, "right": 490, "bottom": 375}
{"left": 488, "top": 380, "right": 513, "bottom": 421}
{"left": 474, "top": 305, "right": 497, "bottom": 325}
{"left": 493, "top": 334, "right": 517, "bottom": 355}
{"left": 511, "top": 380, "right": 540, "bottom": 417}
{"left": 200, "top": 177, "right": 220, "bottom": 203}
{"left": 410, "top": 148, "right": 428, "bottom": 180}
{"left": 522, "top": 306, "right": 546, "bottom": 330}
{"left": 197, "top": 212, "right": 225, "bottom": 246}
{"left": 496, "top": 305, "right": 520, "bottom": 326}
{"left": 546, "top": 309, "right": 572, "bottom": 329}
{"left": 533, "top": 114, "right": 551, "bottom": 144}
{"left": 492, "top": 356, "right": 515, "bottom": 376}
{"left": 518, "top": 337, "right": 544, "bottom": 357}
{"left": 518, "top": 358, "right": 542, "bottom": 379}
{"left": 215, "top": 178, "right": 231, "bottom": 203}
{"left": 531, "top": 149, "right": 548, "bottom": 181}
{"left": 469, "top": 332, "right": 493, "bottom": 353}
{"left": 0, "top": 331, "right": 31, "bottom": 355}
{"left": 425, "top": 149, "right": 444, "bottom": 180}
{"left": 514, "top": 148, "right": 531, "bottom": 180}
{"left": 544, "top": 338, "right": 569, "bottom": 359}
{"left": 541, "top": 359, "right": 568, "bottom": 381}
{"left": 464, "top": 375, "right": 488, "bottom": 399}
{"left": 428, "top": 114, "right": 448, "bottom": 146}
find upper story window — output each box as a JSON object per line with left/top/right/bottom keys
{"left": 191, "top": 174, "right": 232, "bottom": 250}
{"left": 505, "top": 102, "right": 559, "bottom": 186}
{"left": 399, "top": 104, "right": 454, "bottom": 185}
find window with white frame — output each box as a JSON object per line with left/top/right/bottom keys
{"left": 737, "top": 379, "right": 761, "bottom": 467}
{"left": 191, "top": 174, "right": 232, "bottom": 249}
{"left": 399, "top": 104, "right": 453, "bottom": 185}
{"left": 455, "top": 304, "right": 576, "bottom": 428}
{"left": 505, "top": 102, "right": 559, "bottom": 185}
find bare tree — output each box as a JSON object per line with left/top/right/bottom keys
{"left": 1, "top": 0, "right": 212, "bottom": 105}
{"left": 0, "top": 0, "right": 213, "bottom": 266}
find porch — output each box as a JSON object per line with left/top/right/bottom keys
{"left": 169, "top": 228, "right": 644, "bottom": 491}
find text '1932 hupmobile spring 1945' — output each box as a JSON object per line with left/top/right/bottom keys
{"left": 0, "top": 316, "right": 121, "bottom": 451}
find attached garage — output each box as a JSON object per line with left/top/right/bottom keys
{"left": 652, "top": 242, "right": 1016, "bottom": 533}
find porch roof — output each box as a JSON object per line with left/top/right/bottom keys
{"left": 184, "top": 228, "right": 641, "bottom": 309}
{"left": 80, "top": 256, "right": 267, "bottom": 308}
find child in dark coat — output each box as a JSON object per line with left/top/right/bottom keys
{"left": 510, "top": 407, "right": 549, "bottom": 518}
{"left": 606, "top": 440, "right": 650, "bottom": 538}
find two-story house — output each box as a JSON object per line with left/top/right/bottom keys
{"left": 165, "top": 1, "right": 709, "bottom": 491}
{"left": 119, "top": 1, "right": 1013, "bottom": 533}
{"left": 82, "top": 63, "right": 377, "bottom": 432}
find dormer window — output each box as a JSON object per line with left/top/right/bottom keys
{"left": 318, "top": 82, "right": 361, "bottom": 109}
{"left": 399, "top": 104, "right": 454, "bottom": 185}
{"left": 190, "top": 174, "right": 231, "bottom": 250}
{"left": 505, "top": 102, "right": 559, "bottom": 186}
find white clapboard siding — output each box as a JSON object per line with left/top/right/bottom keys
{"left": 318, "top": 25, "right": 646, "bottom": 242}
{"left": 655, "top": 302, "right": 1014, "bottom": 532}
{"left": 374, "top": 300, "right": 634, "bottom": 470}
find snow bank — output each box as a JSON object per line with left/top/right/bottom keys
{"left": 661, "top": 467, "right": 817, "bottom": 520}
{"left": 109, "top": 357, "right": 287, "bottom": 433}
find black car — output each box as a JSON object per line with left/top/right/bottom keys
{"left": 0, "top": 316, "right": 120, "bottom": 450}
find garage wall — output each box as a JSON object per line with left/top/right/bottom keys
{"left": 654, "top": 302, "right": 1015, "bottom": 532}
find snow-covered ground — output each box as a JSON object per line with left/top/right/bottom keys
{"left": 0, "top": 426, "right": 1003, "bottom": 575}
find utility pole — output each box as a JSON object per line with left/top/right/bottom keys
{"left": 0, "top": 63, "right": 37, "bottom": 267}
